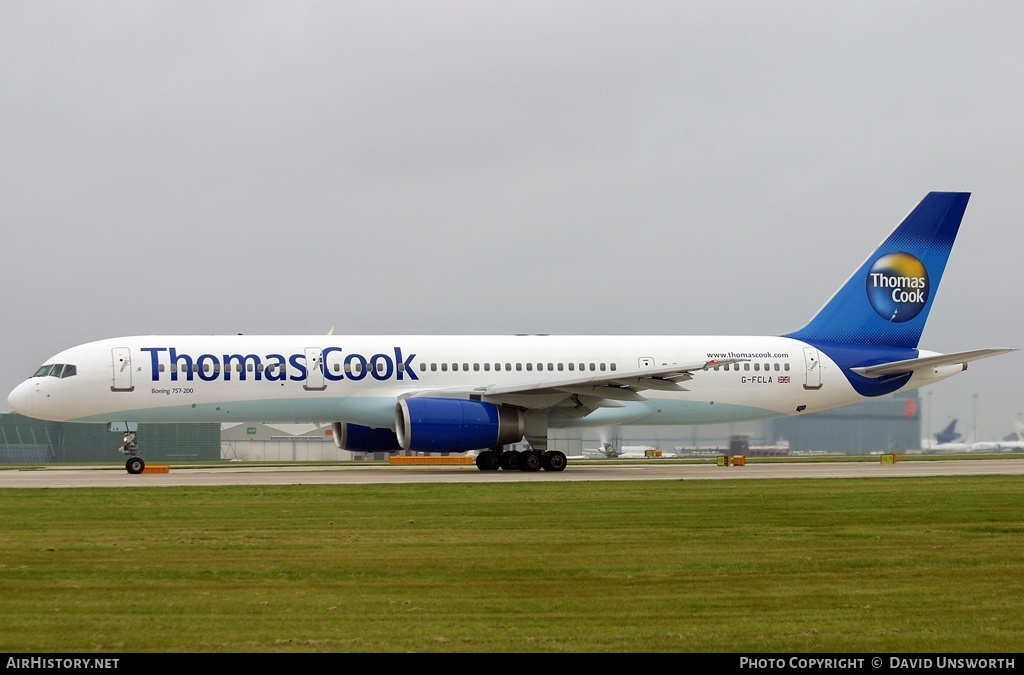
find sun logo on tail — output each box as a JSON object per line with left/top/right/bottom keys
{"left": 866, "top": 252, "right": 928, "bottom": 323}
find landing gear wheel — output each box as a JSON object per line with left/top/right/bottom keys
{"left": 499, "top": 450, "right": 521, "bottom": 470}
{"left": 542, "top": 450, "right": 567, "bottom": 472}
{"left": 126, "top": 457, "right": 145, "bottom": 475}
{"left": 475, "top": 451, "right": 500, "bottom": 471}
{"left": 519, "top": 450, "right": 543, "bottom": 472}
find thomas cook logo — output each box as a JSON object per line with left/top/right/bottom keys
{"left": 866, "top": 252, "right": 928, "bottom": 323}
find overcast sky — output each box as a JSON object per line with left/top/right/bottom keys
{"left": 2, "top": 1, "right": 1021, "bottom": 443}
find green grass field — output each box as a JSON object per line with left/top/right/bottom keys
{"left": 0, "top": 475, "right": 1021, "bottom": 652}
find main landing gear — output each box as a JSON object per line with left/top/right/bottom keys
{"left": 475, "top": 447, "right": 567, "bottom": 472}
{"left": 119, "top": 430, "right": 146, "bottom": 475}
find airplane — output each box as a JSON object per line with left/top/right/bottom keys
{"left": 578, "top": 443, "right": 619, "bottom": 458}
{"left": 6, "top": 192, "right": 1017, "bottom": 474}
{"left": 961, "top": 421, "right": 1024, "bottom": 453}
{"left": 934, "top": 419, "right": 961, "bottom": 445}
{"left": 616, "top": 445, "right": 666, "bottom": 458}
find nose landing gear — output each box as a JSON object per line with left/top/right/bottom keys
{"left": 118, "top": 430, "right": 145, "bottom": 474}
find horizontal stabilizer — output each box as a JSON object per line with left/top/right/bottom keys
{"left": 850, "top": 348, "right": 1016, "bottom": 377}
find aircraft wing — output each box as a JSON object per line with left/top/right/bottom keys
{"left": 405, "top": 358, "right": 747, "bottom": 417}
{"left": 850, "top": 348, "right": 1016, "bottom": 378}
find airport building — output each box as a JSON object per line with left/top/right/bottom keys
{"left": 0, "top": 391, "right": 920, "bottom": 463}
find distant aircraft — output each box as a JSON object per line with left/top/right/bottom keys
{"left": 617, "top": 445, "right": 659, "bottom": 458}
{"left": 589, "top": 443, "right": 619, "bottom": 458}
{"left": 934, "top": 419, "right": 961, "bottom": 445}
{"left": 6, "top": 192, "right": 1016, "bottom": 473}
{"left": 570, "top": 444, "right": 618, "bottom": 459}
{"left": 962, "top": 421, "right": 1024, "bottom": 452}
{"left": 925, "top": 420, "right": 1024, "bottom": 453}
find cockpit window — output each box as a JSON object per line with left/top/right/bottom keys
{"left": 32, "top": 364, "right": 77, "bottom": 378}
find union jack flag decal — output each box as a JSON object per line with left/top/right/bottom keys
{"left": 778, "top": 376, "right": 791, "bottom": 384}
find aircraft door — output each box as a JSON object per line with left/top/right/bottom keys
{"left": 111, "top": 347, "right": 134, "bottom": 392}
{"left": 304, "top": 348, "right": 326, "bottom": 391}
{"left": 638, "top": 357, "right": 655, "bottom": 368}
{"left": 802, "top": 347, "right": 822, "bottom": 390}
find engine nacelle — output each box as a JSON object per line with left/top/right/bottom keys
{"left": 331, "top": 422, "right": 402, "bottom": 452}
{"left": 395, "top": 398, "right": 524, "bottom": 453}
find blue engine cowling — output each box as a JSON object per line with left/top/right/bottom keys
{"left": 331, "top": 422, "right": 402, "bottom": 452}
{"left": 395, "top": 398, "right": 524, "bottom": 453}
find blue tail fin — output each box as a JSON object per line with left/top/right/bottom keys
{"left": 935, "top": 419, "right": 960, "bottom": 444}
{"left": 784, "top": 192, "right": 970, "bottom": 349}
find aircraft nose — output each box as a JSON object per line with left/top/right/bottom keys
{"left": 7, "top": 381, "right": 33, "bottom": 416}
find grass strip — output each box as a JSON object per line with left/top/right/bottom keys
{"left": 0, "top": 476, "right": 1021, "bottom": 652}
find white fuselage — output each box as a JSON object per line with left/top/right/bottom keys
{"left": 7, "top": 334, "right": 961, "bottom": 430}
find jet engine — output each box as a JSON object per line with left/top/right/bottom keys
{"left": 395, "top": 398, "right": 523, "bottom": 453}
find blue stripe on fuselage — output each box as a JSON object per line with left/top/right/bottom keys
{"left": 807, "top": 341, "right": 916, "bottom": 396}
